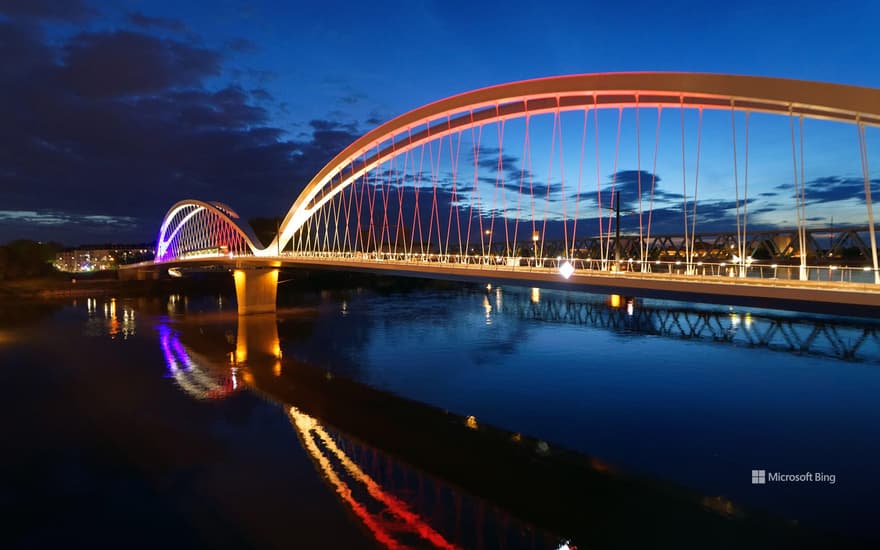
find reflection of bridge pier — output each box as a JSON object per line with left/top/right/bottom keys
{"left": 234, "top": 310, "right": 282, "bottom": 370}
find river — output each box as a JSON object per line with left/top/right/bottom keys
{"left": 1, "top": 276, "right": 878, "bottom": 548}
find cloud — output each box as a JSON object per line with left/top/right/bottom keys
{"left": 339, "top": 92, "right": 366, "bottom": 105}
{"left": 127, "top": 11, "right": 187, "bottom": 33}
{"left": 791, "top": 175, "right": 878, "bottom": 206}
{"left": 250, "top": 88, "right": 272, "bottom": 102}
{"left": 62, "top": 30, "right": 221, "bottom": 98}
{"left": 0, "top": 210, "right": 140, "bottom": 243}
{"left": 226, "top": 37, "right": 257, "bottom": 53}
{"left": 0, "top": 210, "right": 137, "bottom": 226}
{"left": 365, "top": 111, "right": 385, "bottom": 126}
{"left": 0, "top": 18, "right": 363, "bottom": 245}
{"left": 0, "top": 0, "right": 95, "bottom": 22}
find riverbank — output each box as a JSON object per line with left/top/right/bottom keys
{"left": 0, "top": 273, "right": 229, "bottom": 300}
{"left": 0, "top": 268, "right": 474, "bottom": 303}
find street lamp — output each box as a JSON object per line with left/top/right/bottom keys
{"left": 531, "top": 231, "right": 539, "bottom": 267}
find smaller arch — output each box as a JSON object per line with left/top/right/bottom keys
{"left": 155, "top": 199, "right": 261, "bottom": 262}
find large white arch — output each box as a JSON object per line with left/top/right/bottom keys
{"left": 266, "top": 72, "right": 880, "bottom": 254}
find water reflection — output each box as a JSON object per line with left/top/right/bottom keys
{"left": 83, "top": 297, "right": 137, "bottom": 339}
{"left": 157, "top": 314, "right": 568, "bottom": 549}
{"left": 145, "top": 304, "right": 875, "bottom": 549}
{"left": 158, "top": 324, "right": 237, "bottom": 400}
{"left": 497, "top": 290, "right": 880, "bottom": 362}
{"left": 289, "top": 406, "right": 458, "bottom": 550}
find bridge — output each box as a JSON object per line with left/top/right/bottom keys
{"left": 123, "top": 73, "right": 880, "bottom": 314}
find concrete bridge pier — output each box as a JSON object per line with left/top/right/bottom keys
{"left": 233, "top": 267, "right": 279, "bottom": 315}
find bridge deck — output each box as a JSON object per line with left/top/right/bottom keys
{"left": 123, "top": 255, "right": 880, "bottom": 312}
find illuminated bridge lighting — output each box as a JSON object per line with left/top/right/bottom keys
{"left": 143, "top": 74, "right": 880, "bottom": 311}
{"left": 153, "top": 316, "right": 571, "bottom": 549}
{"left": 289, "top": 406, "right": 459, "bottom": 550}
{"left": 157, "top": 324, "right": 237, "bottom": 400}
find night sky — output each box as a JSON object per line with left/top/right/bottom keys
{"left": 1, "top": 0, "right": 879, "bottom": 245}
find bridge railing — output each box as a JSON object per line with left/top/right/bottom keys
{"left": 269, "top": 251, "right": 880, "bottom": 286}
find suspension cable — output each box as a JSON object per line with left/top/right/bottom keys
{"left": 789, "top": 106, "right": 806, "bottom": 279}
{"left": 731, "top": 101, "right": 742, "bottom": 275}
{"left": 636, "top": 94, "right": 644, "bottom": 265}
{"left": 593, "top": 94, "right": 605, "bottom": 266}
{"left": 743, "top": 111, "right": 751, "bottom": 275}
{"left": 645, "top": 107, "right": 662, "bottom": 268}
{"left": 540, "top": 105, "right": 559, "bottom": 262}
{"left": 799, "top": 114, "right": 807, "bottom": 277}
{"left": 689, "top": 107, "right": 703, "bottom": 272}
{"left": 606, "top": 107, "right": 623, "bottom": 265}
{"left": 857, "top": 119, "right": 880, "bottom": 283}
{"left": 572, "top": 106, "right": 588, "bottom": 260}
{"left": 680, "top": 96, "right": 689, "bottom": 268}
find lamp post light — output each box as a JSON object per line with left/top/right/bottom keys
{"left": 483, "top": 229, "right": 492, "bottom": 264}
{"left": 531, "top": 231, "right": 539, "bottom": 267}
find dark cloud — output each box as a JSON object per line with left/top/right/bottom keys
{"left": 250, "top": 88, "right": 272, "bottom": 102}
{"left": 0, "top": 0, "right": 95, "bottom": 22}
{"left": 791, "top": 175, "right": 879, "bottom": 205}
{"left": 492, "top": 179, "right": 557, "bottom": 199}
{"left": 62, "top": 30, "right": 221, "bottom": 98}
{"left": 365, "top": 113, "right": 384, "bottom": 126}
{"left": 127, "top": 11, "right": 187, "bottom": 33}
{"left": 0, "top": 19, "right": 54, "bottom": 80}
{"left": 478, "top": 147, "right": 520, "bottom": 172}
{"left": 339, "top": 93, "right": 366, "bottom": 105}
{"left": 226, "top": 37, "right": 257, "bottom": 53}
{"left": 0, "top": 18, "right": 361, "bottom": 245}
{"left": 569, "top": 170, "right": 681, "bottom": 213}
{"left": 309, "top": 118, "right": 358, "bottom": 136}
{"left": 750, "top": 206, "right": 779, "bottom": 215}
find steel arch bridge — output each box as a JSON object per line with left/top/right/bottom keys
{"left": 143, "top": 72, "right": 880, "bottom": 312}
{"left": 155, "top": 199, "right": 260, "bottom": 262}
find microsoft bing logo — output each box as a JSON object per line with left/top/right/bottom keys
{"left": 751, "top": 469, "right": 766, "bottom": 484}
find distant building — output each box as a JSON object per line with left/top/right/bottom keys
{"left": 54, "top": 244, "right": 155, "bottom": 272}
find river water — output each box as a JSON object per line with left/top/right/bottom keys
{"left": 2, "top": 277, "right": 878, "bottom": 548}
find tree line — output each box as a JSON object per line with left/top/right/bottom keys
{"left": 0, "top": 240, "right": 60, "bottom": 280}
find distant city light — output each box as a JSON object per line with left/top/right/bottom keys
{"left": 54, "top": 244, "right": 154, "bottom": 273}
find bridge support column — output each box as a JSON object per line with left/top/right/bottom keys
{"left": 233, "top": 268, "right": 279, "bottom": 315}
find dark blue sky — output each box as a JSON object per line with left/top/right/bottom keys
{"left": 1, "top": 0, "right": 878, "bottom": 244}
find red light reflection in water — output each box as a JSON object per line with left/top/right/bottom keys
{"left": 289, "top": 406, "right": 459, "bottom": 550}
